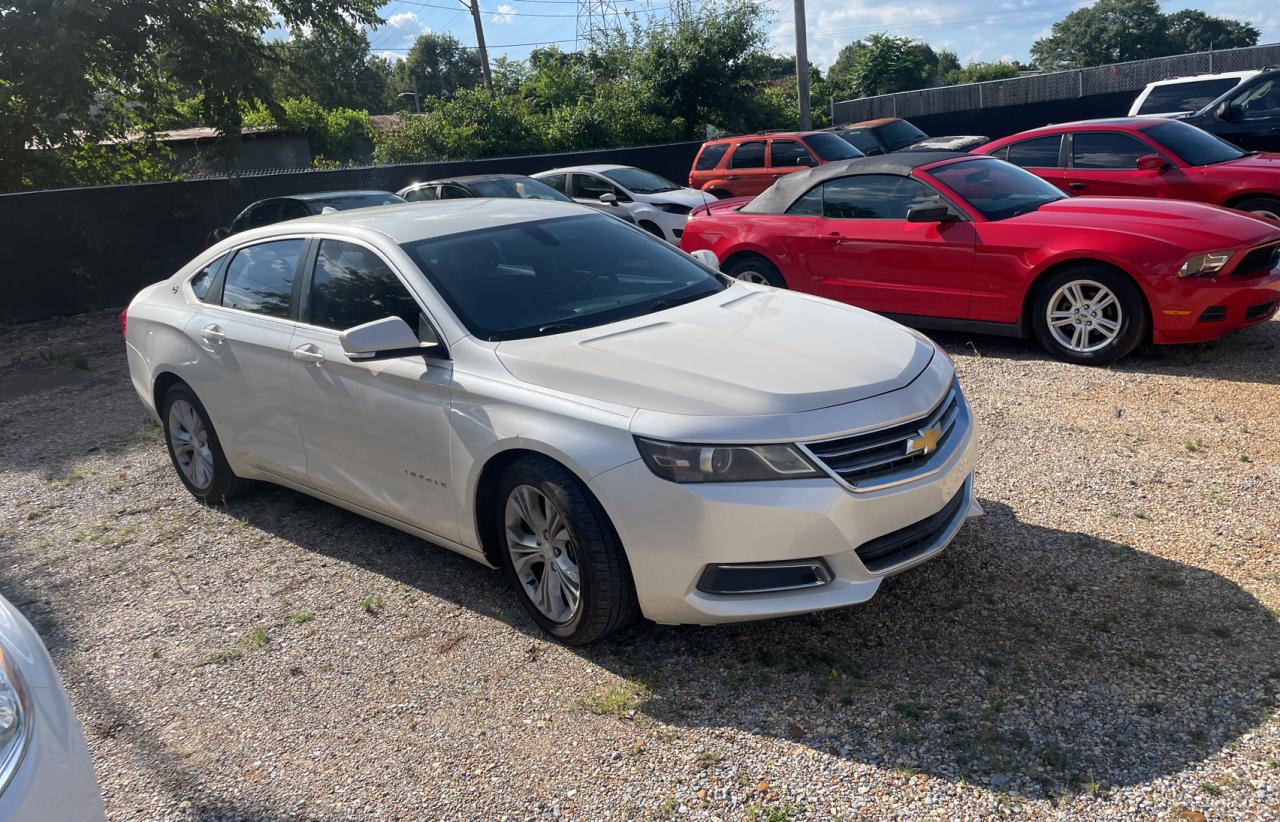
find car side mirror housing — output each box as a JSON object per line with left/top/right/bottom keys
{"left": 339, "top": 316, "right": 434, "bottom": 361}
{"left": 689, "top": 249, "right": 720, "bottom": 270}
{"left": 599, "top": 192, "right": 618, "bottom": 205}
{"left": 1216, "top": 102, "right": 1242, "bottom": 122}
{"left": 906, "top": 205, "right": 958, "bottom": 223}
{"left": 1136, "top": 154, "right": 1167, "bottom": 171}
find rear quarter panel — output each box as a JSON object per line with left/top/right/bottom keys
{"left": 679, "top": 212, "right": 815, "bottom": 287}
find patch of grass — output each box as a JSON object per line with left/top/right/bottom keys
{"left": 747, "top": 803, "right": 798, "bottom": 822}
{"left": 359, "top": 595, "right": 382, "bottom": 615}
{"left": 892, "top": 729, "right": 920, "bottom": 744}
{"left": 894, "top": 765, "right": 920, "bottom": 777}
{"left": 289, "top": 610, "right": 313, "bottom": 624}
{"left": 649, "top": 796, "right": 678, "bottom": 820}
{"left": 1199, "top": 781, "right": 1221, "bottom": 796}
{"left": 694, "top": 749, "right": 723, "bottom": 769}
{"left": 0, "top": 526, "right": 9, "bottom": 539}
{"left": 47, "top": 469, "right": 84, "bottom": 488}
{"left": 195, "top": 649, "right": 241, "bottom": 667}
{"left": 1085, "top": 780, "right": 1105, "bottom": 798}
{"left": 577, "top": 681, "right": 651, "bottom": 717}
{"left": 131, "top": 422, "right": 165, "bottom": 444}
{"left": 894, "top": 701, "right": 927, "bottom": 720}
{"left": 753, "top": 646, "right": 861, "bottom": 678}
{"left": 1240, "top": 423, "right": 1252, "bottom": 434}
{"left": 1133, "top": 510, "right": 1150, "bottom": 520}
{"left": 1239, "top": 454, "right": 1252, "bottom": 463}
{"left": 243, "top": 626, "right": 269, "bottom": 648}
{"left": 1184, "top": 437, "right": 1204, "bottom": 453}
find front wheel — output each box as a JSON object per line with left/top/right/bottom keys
{"left": 1232, "top": 196, "right": 1280, "bottom": 221}
{"left": 1030, "top": 266, "right": 1146, "bottom": 365}
{"left": 724, "top": 256, "right": 787, "bottom": 288}
{"left": 497, "top": 456, "right": 638, "bottom": 644}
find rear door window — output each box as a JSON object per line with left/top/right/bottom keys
{"left": 222, "top": 239, "right": 305, "bottom": 319}
{"left": 695, "top": 143, "right": 730, "bottom": 170}
{"left": 1005, "top": 135, "right": 1063, "bottom": 168}
{"left": 729, "top": 141, "right": 766, "bottom": 169}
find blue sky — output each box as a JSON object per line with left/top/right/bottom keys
{"left": 270, "top": 0, "right": 1280, "bottom": 70}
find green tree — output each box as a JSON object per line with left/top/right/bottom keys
{"left": 1030, "top": 0, "right": 1207, "bottom": 69}
{"left": 1165, "top": 10, "right": 1259, "bottom": 54}
{"left": 242, "top": 98, "right": 371, "bottom": 166}
{"left": 389, "top": 32, "right": 482, "bottom": 106}
{"left": 946, "top": 60, "right": 1021, "bottom": 85}
{"left": 371, "top": 88, "right": 543, "bottom": 163}
{"left": 827, "top": 34, "right": 942, "bottom": 100}
{"left": 0, "top": 0, "right": 380, "bottom": 190}
{"left": 269, "top": 24, "right": 392, "bottom": 113}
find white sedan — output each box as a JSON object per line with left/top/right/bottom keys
{"left": 532, "top": 165, "right": 713, "bottom": 243}
{"left": 0, "top": 594, "right": 104, "bottom": 821}
{"left": 124, "top": 199, "right": 978, "bottom": 644}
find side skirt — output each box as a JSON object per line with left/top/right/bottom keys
{"left": 880, "top": 313, "right": 1028, "bottom": 339}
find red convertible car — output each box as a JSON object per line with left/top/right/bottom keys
{"left": 680, "top": 153, "right": 1280, "bottom": 364}
{"left": 976, "top": 118, "right": 1280, "bottom": 219}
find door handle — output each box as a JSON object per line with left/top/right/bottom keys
{"left": 728, "top": 175, "right": 740, "bottom": 180}
{"left": 292, "top": 343, "right": 325, "bottom": 366}
{"left": 1067, "top": 182, "right": 1087, "bottom": 190}
{"left": 200, "top": 324, "right": 225, "bottom": 345}
{"left": 821, "top": 232, "right": 844, "bottom": 242}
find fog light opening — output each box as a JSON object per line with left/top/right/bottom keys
{"left": 696, "top": 560, "right": 833, "bottom": 595}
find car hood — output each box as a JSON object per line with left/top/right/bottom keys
{"left": 1217, "top": 152, "right": 1280, "bottom": 171}
{"left": 494, "top": 286, "right": 934, "bottom": 416}
{"left": 644, "top": 188, "right": 718, "bottom": 208}
{"left": 1015, "top": 197, "right": 1280, "bottom": 247}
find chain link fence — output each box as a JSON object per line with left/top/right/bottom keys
{"left": 833, "top": 43, "right": 1280, "bottom": 125}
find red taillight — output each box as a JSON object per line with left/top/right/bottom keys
{"left": 120, "top": 308, "right": 128, "bottom": 338}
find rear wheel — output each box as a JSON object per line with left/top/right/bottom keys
{"left": 161, "top": 382, "right": 247, "bottom": 503}
{"left": 725, "top": 256, "right": 786, "bottom": 288}
{"left": 1232, "top": 196, "right": 1280, "bottom": 221}
{"left": 497, "top": 456, "right": 638, "bottom": 644}
{"left": 1030, "top": 265, "right": 1146, "bottom": 365}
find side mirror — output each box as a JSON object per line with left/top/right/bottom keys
{"left": 211, "top": 226, "right": 230, "bottom": 243}
{"left": 599, "top": 192, "right": 618, "bottom": 205}
{"left": 339, "top": 316, "right": 433, "bottom": 362}
{"left": 1136, "top": 154, "right": 1167, "bottom": 171}
{"left": 1216, "top": 102, "right": 1242, "bottom": 122}
{"left": 906, "top": 205, "right": 958, "bottom": 223}
{"left": 689, "top": 249, "right": 720, "bottom": 270}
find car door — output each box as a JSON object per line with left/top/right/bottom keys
{"left": 803, "top": 175, "right": 977, "bottom": 319}
{"left": 181, "top": 237, "right": 308, "bottom": 480}
{"left": 439, "top": 184, "right": 472, "bottom": 200}
{"left": 289, "top": 238, "right": 458, "bottom": 541}
{"left": 1206, "top": 77, "right": 1280, "bottom": 152}
{"left": 724, "top": 140, "right": 774, "bottom": 196}
{"left": 996, "top": 134, "right": 1068, "bottom": 191}
{"left": 768, "top": 139, "right": 817, "bottom": 181}
{"left": 403, "top": 185, "right": 440, "bottom": 202}
{"left": 1060, "top": 131, "right": 1179, "bottom": 198}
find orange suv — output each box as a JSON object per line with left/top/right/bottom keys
{"left": 688, "top": 131, "right": 864, "bottom": 198}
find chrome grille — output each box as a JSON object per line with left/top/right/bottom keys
{"left": 803, "top": 385, "right": 962, "bottom": 489}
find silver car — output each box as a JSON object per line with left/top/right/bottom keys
{"left": 124, "top": 199, "right": 978, "bottom": 644}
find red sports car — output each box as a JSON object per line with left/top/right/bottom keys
{"left": 975, "top": 118, "right": 1280, "bottom": 219}
{"left": 679, "top": 153, "right": 1280, "bottom": 364}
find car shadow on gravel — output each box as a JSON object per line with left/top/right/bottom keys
{"left": 216, "top": 487, "right": 1280, "bottom": 801}
{"left": 928, "top": 315, "right": 1280, "bottom": 386}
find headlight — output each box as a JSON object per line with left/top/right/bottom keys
{"left": 655, "top": 203, "right": 692, "bottom": 215}
{"left": 1179, "top": 251, "right": 1233, "bottom": 277}
{"left": 0, "top": 646, "right": 31, "bottom": 795}
{"left": 635, "top": 438, "right": 823, "bottom": 483}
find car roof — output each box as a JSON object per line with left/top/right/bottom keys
{"left": 1144, "top": 70, "right": 1256, "bottom": 86}
{"left": 990, "top": 118, "right": 1168, "bottom": 142}
{"left": 841, "top": 118, "right": 901, "bottom": 129}
{"left": 413, "top": 174, "right": 530, "bottom": 187}
{"left": 535, "top": 164, "right": 632, "bottom": 174}
{"left": 741, "top": 152, "right": 977, "bottom": 214}
{"left": 702, "top": 131, "right": 829, "bottom": 144}
{"left": 283, "top": 190, "right": 398, "bottom": 202}
{"left": 232, "top": 198, "right": 597, "bottom": 244}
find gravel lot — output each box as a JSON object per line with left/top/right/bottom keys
{"left": 1, "top": 311, "right": 1277, "bottom": 821}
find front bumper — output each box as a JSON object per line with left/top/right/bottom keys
{"left": 1149, "top": 269, "right": 1280, "bottom": 344}
{"left": 590, "top": 391, "right": 979, "bottom": 626}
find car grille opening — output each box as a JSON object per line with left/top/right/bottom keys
{"left": 696, "top": 559, "right": 833, "bottom": 595}
{"left": 1246, "top": 300, "right": 1278, "bottom": 321}
{"left": 855, "top": 483, "right": 969, "bottom": 573}
{"left": 1197, "top": 305, "right": 1227, "bottom": 323}
{"left": 802, "top": 385, "right": 961, "bottom": 489}
{"left": 1232, "top": 243, "right": 1280, "bottom": 278}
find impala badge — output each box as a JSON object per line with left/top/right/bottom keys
{"left": 905, "top": 422, "right": 943, "bottom": 457}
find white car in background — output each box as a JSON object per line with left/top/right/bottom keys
{"left": 123, "top": 200, "right": 978, "bottom": 644}
{"left": 1128, "top": 70, "right": 1259, "bottom": 118}
{"left": 0, "top": 594, "right": 105, "bottom": 821}
{"left": 532, "top": 164, "right": 713, "bottom": 243}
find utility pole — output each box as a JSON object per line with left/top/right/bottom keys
{"left": 411, "top": 74, "right": 422, "bottom": 113}
{"left": 793, "top": 0, "right": 811, "bottom": 130}
{"left": 463, "top": 0, "right": 493, "bottom": 91}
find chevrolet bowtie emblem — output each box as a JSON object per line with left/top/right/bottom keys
{"left": 905, "top": 422, "right": 943, "bottom": 457}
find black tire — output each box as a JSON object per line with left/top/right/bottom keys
{"left": 496, "top": 456, "right": 638, "bottom": 644}
{"left": 707, "top": 188, "right": 732, "bottom": 200}
{"left": 725, "top": 255, "right": 787, "bottom": 288}
{"left": 1231, "top": 196, "right": 1280, "bottom": 221}
{"left": 160, "top": 382, "right": 248, "bottom": 503}
{"left": 638, "top": 220, "right": 665, "bottom": 239}
{"left": 1030, "top": 264, "right": 1147, "bottom": 365}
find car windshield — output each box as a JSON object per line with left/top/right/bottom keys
{"left": 601, "top": 167, "right": 680, "bottom": 194}
{"left": 310, "top": 193, "right": 405, "bottom": 211}
{"left": 873, "top": 120, "right": 929, "bottom": 151}
{"left": 469, "top": 177, "right": 572, "bottom": 202}
{"left": 836, "top": 129, "right": 883, "bottom": 154}
{"left": 1144, "top": 120, "right": 1246, "bottom": 166}
{"left": 927, "top": 158, "right": 1066, "bottom": 221}
{"left": 803, "top": 133, "right": 864, "bottom": 161}
{"left": 400, "top": 214, "right": 726, "bottom": 341}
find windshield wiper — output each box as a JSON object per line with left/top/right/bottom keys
{"left": 649, "top": 291, "right": 712, "bottom": 312}
{"left": 535, "top": 322, "right": 584, "bottom": 335}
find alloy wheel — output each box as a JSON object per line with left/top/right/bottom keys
{"left": 167, "top": 399, "right": 214, "bottom": 490}
{"left": 733, "top": 270, "right": 772, "bottom": 285}
{"left": 504, "top": 485, "right": 582, "bottom": 624}
{"left": 1045, "top": 279, "right": 1123, "bottom": 354}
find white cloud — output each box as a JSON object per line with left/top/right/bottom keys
{"left": 491, "top": 4, "right": 515, "bottom": 24}
{"left": 386, "top": 10, "right": 418, "bottom": 27}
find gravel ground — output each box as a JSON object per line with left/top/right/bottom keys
{"left": 0, "top": 311, "right": 1277, "bottom": 821}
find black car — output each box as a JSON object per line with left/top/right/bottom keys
{"left": 212, "top": 190, "right": 406, "bottom": 243}
{"left": 1181, "top": 67, "right": 1280, "bottom": 153}
{"left": 396, "top": 173, "right": 636, "bottom": 224}
{"left": 827, "top": 117, "right": 989, "bottom": 155}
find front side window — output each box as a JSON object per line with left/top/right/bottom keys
{"left": 1229, "top": 78, "right": 1280, "bottom": 119}
{"left": 399, "top": 214, "right": 726, "bottom": 341}
{"left": 222, "top": 239, "right": 305, "bottom": 318}
{"left": 770, "top": 140, "right": 813, "bottom": 168}
{"left": 1005, "top": 135, "right": 1063, "bottom": 168}
{"left": 309, "top": 193, "right": 404, "bottom": 211}
{"left": 729, "top": 141, "right": 766, "bottom": 169}
{"left": 821, "top": 174, "right": 945, "bottom": 220}
{"left": 572, "top": 174, "right": 618, "bottom": 200}
{"left": 601, "top": 167, "right": 679, "bottom": 194}
{"left": 928, "top": 158, "right": 1066, "bottom": 221}
{"left": 404, "top": 186, "right": 439, "bottom": 202}
{"left": 801, "top": 133, "right": 863, "bottom": 161}
{"left": 190, "top": 254, "right": 226, "bottom": 302}
{"left": 695, "top": 143, "right": 730, "bottom": 170}
{"left": 1145, "top": 120, "right": 1244, "bottom": 166}
{"left": 469, "top": 177, "right": 571, "bottom": 201}
{"left": 1071, "top": 132, "right": 1154, "bottom": 169}
{"left": 308, "top": 240, "right": 422, "bottom": 333}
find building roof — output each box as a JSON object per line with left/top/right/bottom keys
{"left": 741, "top": 152, "right": 976, "bottom": 214}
